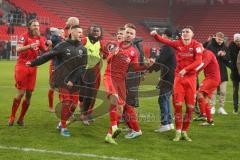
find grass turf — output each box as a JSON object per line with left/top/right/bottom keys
{"left": 0, "top": 60, "right": 239, "bottom": 160}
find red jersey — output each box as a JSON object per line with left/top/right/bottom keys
{"left": 154, "top": 35, "right": 203, "bottom": 77}
{"left": 17, "top": 32, "right": 47, "bottom": 65}
{"left": 104, "top": 42, "right": 146, "bottom": 79}
{"left": 197, "top": 49, "right": 220, "bottom": 82}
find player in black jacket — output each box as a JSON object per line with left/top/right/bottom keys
{"left": 27, "top": 25, "right": 87, "bottom": 137}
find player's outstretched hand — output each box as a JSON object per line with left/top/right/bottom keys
{"left": 150, "top": 30, "right": 157, "bottom": 36}
{"left": 148, "top": 58, "right": 155, "bottom": 66}
{"left": 112, "top": 46, "right": 119, "bottom": 55}
{"left": 30, "top": 42, "right": 39, "bottom": 49}
{"left": 67, "top": 81, "right": 73, "bottom": 87}
{"left": 46, "top": 40, "right": 52, "bottom": 48}
{"left": 217, "top": 50, "right": 226, "bottom": 56}
{"left": 144, "top": 58, "right": 156, "bottom": 73}
{"left": 179, "top": 69, "right": 186, "bottom": 77}
{"left": 25, "top": 61, "right": 31, "bottom": 67}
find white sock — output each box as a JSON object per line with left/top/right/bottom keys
{"left": 176, "top": 129, "right": 181, "bottom": 134}
{"left": 112, "top": 125, "right": 118, "bottom": 131}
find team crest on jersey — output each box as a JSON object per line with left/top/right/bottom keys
{"left": 78, "top": 49, "right": 83, "bottom": 57}
{"left": 189, "top": 48, "right": 193, "bottom": 52}
{"left": 196, "top": 47, "right": 202, "bottom": 54}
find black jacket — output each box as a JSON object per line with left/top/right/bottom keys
{"left": 133, "top": 37, "right": 145, "bottom": 65}
{"left": 127, "top": 37, "right": 145, "bottom": 78}
{"left": 206, "top": 38, "right": 232, "bottom": 82}
{"left": 148, "top": 45, "right": 176, "bottom": 93}
{"left": 229, "top": 41, "right": 240, "bottom": 81}
{"left": 31, "top": 39, "right": 88, "bottom": 88}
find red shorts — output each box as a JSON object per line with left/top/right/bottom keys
{"left": 58, "top": 88, "right": 79, "bottom": 105}
{"left": 173, "top": 75, "right": 196, "bottom": 105}
{"left": 199, "top": 78, "right": 219, "bottom": 98}
{"left": 15, "top": 64, "right": 37, "bottom": 91}
{"left": 104, "top": 75, "right": 126, "bottom": 105}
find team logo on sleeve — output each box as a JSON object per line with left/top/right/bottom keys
{"left": 130, "top": 51, "right": 135, "bottom": 56}
{"left": 196, "top": 47, "right": 202, "bottom": 54}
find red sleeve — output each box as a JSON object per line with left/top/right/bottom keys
{"left": 131, "top": 47, "right": 147, "bottom": 71}
{"left": 101, "top": 40, "right": 119, "bottom": 59}
{"left": 100, "top": 40, "right": 112, "bottom": 58}
{"left": 82, "top": 37, "right": 87, "bottom": 45}
{"left": 154, "top": 34, "right": 178, "bottom": 49}
{"left": 184, "top": 44, "right": 203, "bottom": 72}
{"left": 39, "top": 36, "right": 48, "bottom": 52}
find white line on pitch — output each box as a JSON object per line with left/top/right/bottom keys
{"left": 0, "top": 145, "right": 137, "bottom": 160}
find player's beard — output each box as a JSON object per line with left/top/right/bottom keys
{"left": 122, "top": 40, "right": 132, "bottom": 49}
{"left": 30, "top": 29, "right": 40, "bottom": 37}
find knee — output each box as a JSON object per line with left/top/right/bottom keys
{"left": 186, "top": 105, "right": 194, "bottom": 110}
{"left": 109, "top": 94, "right": 118, "bottom": 106}
{"left": 16, "top": 93, "right": 24, "bottom": 100}
{"left": 116, "top": 105, "right": 123, "bottom": 115}
{"left": 175, "top": 102, "right": 182, "bottom": 106}
{"left": 25, "top": 91, "right": 32, "bottom": 100}
{"left": 219, "top": 91, "right": 226, "bottom": 97}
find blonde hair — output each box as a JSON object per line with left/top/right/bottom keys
{"left": 65, "top": 17, "right": 79, "bottom": 29}
{"left": 216, "top": 32, "right": 224, "bottom": 38}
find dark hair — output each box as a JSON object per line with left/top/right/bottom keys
{"left": 181, "top": 25, "right": 194, "bottom": 32}
{"left": 87, "top": 24, "right": 103, "bottom": 39}
{"left": 27, "top": 19, "right": 39, "bottom": 27}
{"left": 117, "top": 27, "right": 125, "bottom": 32}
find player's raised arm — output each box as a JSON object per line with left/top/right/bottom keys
{"left": 150, "top": 30, "right": 178, "bottom": 49}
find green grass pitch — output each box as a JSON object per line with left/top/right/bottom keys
{"left": 0, "top": 60, "right": 239, "bottom": 160}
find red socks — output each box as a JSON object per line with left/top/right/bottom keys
{"left": 61, "top": 101, "right": 76, "bottom": 128}
{"left": 198, "top": 96, "right": 207, "bottom": 116}
{"left": 108, "top": 104, "right": 121, "bottom": 134}
{"left": 48, "top": 89, "right": 54, "bottom": 109}
{"left": 18, "top": 99, "right": 30, "bottom": 121}
{"left": 205, "top": 103, "right": 212, "bottom": 122}
{"left": 10, "top": 98, "right": 21, "bottom": 118}
{"left": 182, "top": 107, "right": 194, "bottom": 131}
{"left": 124, "top": 104, "right": 140, "bottom": 132}
{"left": 174, "top": 104, "right": 182, "bottom": 130}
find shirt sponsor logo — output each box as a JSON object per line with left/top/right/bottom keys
{"left": 179, "top": 52, "right": 193, "bottom": 57}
